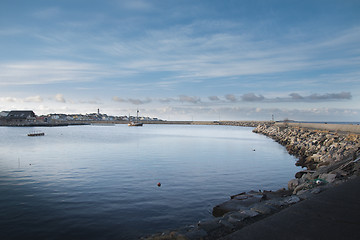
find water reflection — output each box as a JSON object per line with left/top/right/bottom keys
{"left": 0, "top": 125, "right": 299, "bottom": 239}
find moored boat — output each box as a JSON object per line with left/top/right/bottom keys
{"left": 27, "top": 131, "right": 45, "bottom": 137}
{"left": 128, "top": 110, "right": 143, "bottom": 127}
{"left": 128, "top": 122, "right": 143, "bottom": 126}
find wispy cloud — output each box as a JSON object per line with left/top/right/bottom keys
{"left": 112, "top": 95, "right": 203, "bottom": 105}
{"left": 277, "top": 92, "right": 352, "bottom": 102}
{"left": 0, "top": 97, "right": 17, "bottom": 103}
{"left": 221, "top": 92, "right": 352, "bottom": 103}
{"left": 79, "top": 98, "right": 103, "bottom": 105}
{"left": 128, "top": 98, "right": 152, "bottom": 105}
{"left": 54, "top": 94, "right": 66, "bottom": 103}
{"left": 112, "top": 97, "right": 126, "bottom": 103}
{"left": 112, "top": 97, "right": 152, "bottom": 105}
{"left": 0, "top": 61, "right": 105, "bottom": 86}
{"left": 225, "top": 94, "right": 238, "bottom": 102}
{"left": 288, "top": 92, "right": 352, "bottom": 101}
{"left": 241, "top": 93, "right": 265, "bottom": 102}
{"left": 3, "top": 12, "right": 358, "bottom": 92}
{"left": 0, "top": 96, "right": 43, "bottom": 103}
{"left": 209, "top": 96, "right": 220, "bottom": 101}
{"left": 111, "top": 91, "right": 352, "bottom": 106}
{"left": 179, "top": 95, "right": 201, "bottom": 104}
{"left": 24, "top": 96, "right": 43, "bottom": 102}
{"left": 159, "top": 97, "right": 176, "bottom": 103}
{"left": 96, "top": 22, "right": 360, "bottom": 84}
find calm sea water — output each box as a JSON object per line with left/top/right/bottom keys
{"left": 0, "top": 124, "right": 299, "bottom": 239}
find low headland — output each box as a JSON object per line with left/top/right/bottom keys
{"left": 144, "top": 121, "right": 360, "bottom": 240}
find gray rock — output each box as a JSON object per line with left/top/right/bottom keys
{"left": 197, "top": 219, "right": 221, "bottom": 232}
{"left": 213, "top": 200, "right": 248, "bottom": 217}
{"left": 295, "top": 171, "right": 306, "bottom": 179}
{"left": 227, "top": 212, "right": 247, "bottom": 224}
{"left": 261, "top": 188, "right": 292, "bottom": 200}
{"left": 296, "top": 188, "right": 309, "bottom": 195}
{"left": 330, "top": 169, "right": 348, "bottom": 178}
{"left": 310, "top": 187, "right": 322, "bottom": 194}
{"left": 219, "top": 219, "right": 234, "bottom": 229}
{"left": 184, "top": 229, "right": 208, "bottom": 239}
{"left": 311, "top": 154, "right": 322, "bottom": 162}
{"left": 240, "top": 209, "right": 259, "bottom": 218}
{"left": 213, "top": 193, "right": 263, "bottom": 217}
{"left": 319, "top": 173, "right": 337, "bottom": 183}
{"left": 282, "top": 195, "right": 301, "bottom": 205}
{"left": 297, "top": 190, "right": 313, "bottom": 200}
{"left": 295, "top": 170, "right": 316, "bottom": 179}
{"left": 250, "top": 203, "right": 273, "bottom": 214}
{"left": 264, "top": 199, "right": 285, "bottom": 209}
{"left": 293, "top": 182, "right": 309, "bottom": 194}
{"left": 288, "top": 179, "right": 300, "bottom": 190}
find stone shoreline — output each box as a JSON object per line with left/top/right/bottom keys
{"left": 143, "top": 122, "right": 360, "bottom": 240}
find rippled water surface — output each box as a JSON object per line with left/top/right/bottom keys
{"left": 0, "top": 124, "right": 299, "bottom": 239}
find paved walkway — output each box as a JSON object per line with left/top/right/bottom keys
{"left": 221, "top": 177, "right": 360, "bottom": 240}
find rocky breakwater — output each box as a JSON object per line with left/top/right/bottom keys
{"left": 218, "top": 121, "right": 273, "bottom": 127}
{"left": 253, "top": 124, "right": 360, "bottom": 171}
{"left": 253, "top": 124, "right": 360, "bottom": 195}
{"left": 144, "top": 123, "right": 360, "bottom": 240}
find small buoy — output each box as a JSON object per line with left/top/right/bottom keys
{"left": 157, "top": 182, "right": 161, "bottom": 187}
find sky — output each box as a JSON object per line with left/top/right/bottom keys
{"left": 0, "top": 0, "right": 359, "bottom": 121}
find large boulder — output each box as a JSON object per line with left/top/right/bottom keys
{"left": 288, "top": 179, "right": 300, "bottom": 190}
{"left": 319, "top": 173, "right": 337, "bottom": 183}
{"left": 213, "top": 192, "right": 263, "bottom": 217}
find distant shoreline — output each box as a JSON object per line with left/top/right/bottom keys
{"left": 1, "top": 120, "right": 360, "bottom": 131}
{"left": 0, "top": 120, "right": 270, "bottom": 127}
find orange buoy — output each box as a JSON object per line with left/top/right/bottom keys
{"left": 157, "top": 182, "right": 161, "bottom": 187}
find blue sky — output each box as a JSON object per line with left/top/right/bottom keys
{"left": 0, "top": 0, "right": 359, "bottom": 121}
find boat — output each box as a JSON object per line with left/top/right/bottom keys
{"left": 27, "top": 131, "right": 45, "bottom": 137}
{"left": 128, "top": 122, "right": 143, "bottom": 126}
{"left": 128, "top": 110, "right": 143, "bottom": 127}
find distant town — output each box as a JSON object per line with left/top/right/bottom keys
{"left": 0, "top": 109, "right": 163, "bottom": 126}
{"left": 1, "top": 109, "right": 307, "bottom": 127}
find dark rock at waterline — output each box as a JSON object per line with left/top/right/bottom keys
{"left": 197, "top": 219, "right": 223, "bottom": 232}
{"left": 213, "top": 189, "right": 292, "bottom": 218}
{"left": 213, "top": 195, "right": 260, "bottom": 217}
{"left": 295, "top": 170, "right": 316, "bottom": 179}
{"left": 250, "top": 203, "right": 276, "bottom": 215}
